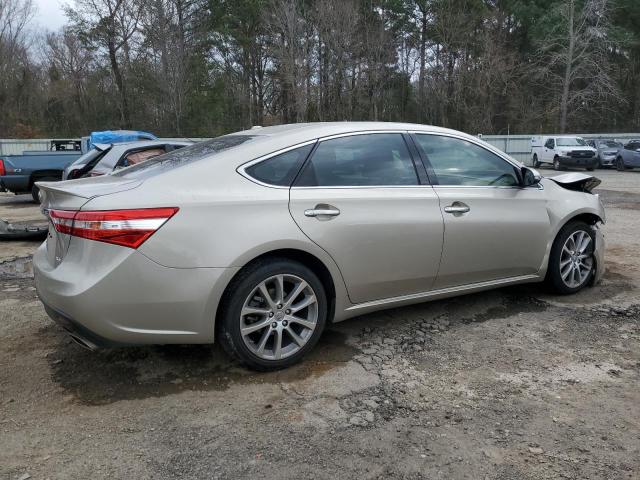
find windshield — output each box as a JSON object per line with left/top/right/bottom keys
{"left": 556, "top": 137, "right": 586, "bottom": 147}
{"left": 599, "top": 140, "right": 622, "bottom": 148}
{"left": 113, "top": 135, "right": 257, "bottom": 179}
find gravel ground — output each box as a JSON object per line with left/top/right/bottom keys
{"left": 1, "top": 170, "right": 639, "bottom": 480}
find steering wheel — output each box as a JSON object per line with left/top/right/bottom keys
{"left": 488, "top": 173, "right": 515, "bottom": 186}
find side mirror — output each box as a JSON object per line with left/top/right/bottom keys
{"left": 522, "top": 167, "right": 542, "bottom": 187}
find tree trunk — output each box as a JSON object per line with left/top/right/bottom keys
{"left": 108, "top": 37, "right": 130, "bottom": 128}
{"left": 560, "top": 0, "right": 575, "bottom": 133}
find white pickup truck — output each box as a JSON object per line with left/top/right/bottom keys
{"left": 531, "top": 136, "right": 598, "bottom": 171}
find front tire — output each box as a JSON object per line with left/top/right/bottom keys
{"left": 546, "top": 221, "right": 596, "bottom": 294}
{"left": 218, "top": 258, "right": 327, "bottom": 371}
{"left": 553, "top": 157, "right": 563, "bottom": 171}
{"left": 533, "top": 154, "right": 541, "bottom": 168}
{"left": 616, "top": 157, "right": 626, "bottom": 171}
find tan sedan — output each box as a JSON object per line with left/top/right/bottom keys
{"left": 34, "top": 123, "right": 605, "bottom": 370}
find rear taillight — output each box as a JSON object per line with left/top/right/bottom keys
{"left": 0, "top": 159, "right": 5, "bottom": 176}
{"left": 49, "top": 208, "right": 179, "bottom": 249}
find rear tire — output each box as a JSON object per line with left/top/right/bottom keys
{"left": 218, "top": 258, "right": 327, "bottom": 371}
{"left": 546, "top": 221, "right": 596, "bottom": 295}
{"left": 30, "top": 177, "right": 58, "bottom": 203}
{"left": 586, "top": 166, "right": 594, "bottom": 171}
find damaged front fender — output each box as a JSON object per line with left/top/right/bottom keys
{"left": 549, "top": 173, "right": 601, "bottom": 193}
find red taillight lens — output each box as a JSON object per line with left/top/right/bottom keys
{"left": 0, "top": 159, "right": 5, "bottom": 176}
{"left": 49, "top": 208, "right": 179, "bottom": 249}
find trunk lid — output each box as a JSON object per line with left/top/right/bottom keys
{"left": 38, "top": 177, "right": 142, "bottom": 266}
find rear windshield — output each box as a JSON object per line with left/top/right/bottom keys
{"left": 112, "top": 135, "right": 257, "bottom": 178}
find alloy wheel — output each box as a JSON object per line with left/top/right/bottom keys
{"left": 554, "top": 159, "right": 560, "bottom": 171}
{"left": 239, "top": 274, "right": 318, "bottom": 361}
{"left": 559, "top": 230, "right": 594, "bottom": 288}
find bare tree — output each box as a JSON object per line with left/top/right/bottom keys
{"left": 65, "top": 0, "right": 143, "bottom": 127}
{"left": 536, "top": 0, "right": 622, "bottom": 132}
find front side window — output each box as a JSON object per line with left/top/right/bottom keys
{"left": 414, "top": 134, "right": 520, "bottom": 187}
{"left": 545, "top": 139, "right": 555, "bottom": 149}
{"left": 245, "top": 143, "right": 314, "bottom": 186}
{"left": 295, "top": 133, "right": 418, "bottom": 187}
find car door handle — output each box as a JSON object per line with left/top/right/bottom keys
{"left": 444, "top": 202, "right": 470, "bottom": 214}
{"left": 304, "top": 205, "right": 340, "bottom": 217}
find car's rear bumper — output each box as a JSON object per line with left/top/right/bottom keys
{"left": 34, "top": 241, "right": 239, "bottom": 347}
{"left": 0, "top": 175, "right": 30, "bottom": 193}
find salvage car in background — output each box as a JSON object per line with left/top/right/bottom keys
{"left": 531, "top": 136, "right": 598, "bottom": 171}
{"left": 34, "top": 122, "right": 605, "bottom": 371}
{"left": 615, "top": 139, "right": 640, "bottom": 171}
{"left": 586, "top": 139, "right": 623, "bottom": 168}
{"left": 65, "top": 140, "right": 193, "bottom": 179}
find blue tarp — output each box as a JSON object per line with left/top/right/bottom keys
{"left": 89, "top": 130, "right": 157, "bottom": 147}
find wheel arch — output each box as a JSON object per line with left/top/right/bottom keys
{"left": 214, "top": 248, "right": 341, "bottom": 338}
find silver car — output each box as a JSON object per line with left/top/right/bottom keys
{"left": 62, "top": 140, "right": 193, "bottom": 179}
{"left": 34, "top": 123, "right": 605, "bottom": 370}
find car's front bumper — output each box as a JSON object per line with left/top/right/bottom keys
{"left": 558, "top": 155, "right": 598, "bottom": 168}
{"left": 593, "top": 223, "right": 605, "bottom": 285}
{"left": 599, "top": 155, "right": 617, "bottom": 166}
{"left": 34, "top": 241, "right": 239, "bottom": 347}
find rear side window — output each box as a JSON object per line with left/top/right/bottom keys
{"left": 295, "top": 133, "right": 418, "bottom": 187}
{"left": 113, "top": 135, "right": 256, "bottom": 178}
{"left": 245, "top": 143, "right": 314, "bottom": 186}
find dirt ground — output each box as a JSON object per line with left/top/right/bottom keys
{"left": 1, "top": 170, "right": 639, "bottom": 480}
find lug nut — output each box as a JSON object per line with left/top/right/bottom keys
{"left": 268, "top": 312, "right": 274, "bottom": 317}
{"left": 271, "top": 322, "right": 277, "bottom": 328}
{"left": 277, "top": 304, "right": 282, "bottom": 309}
{"left": 285, "top": 309, "right": 291, "bottom": 314}
{"left": 282, "top": 320, "right": 288, "bottom": 327}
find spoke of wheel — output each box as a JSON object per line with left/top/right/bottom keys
{"left": 273, "top": 329, "right": 283, "bottom": 360}
{"left": 574, "top": 232, "right": 584, "bottom": 253}
{"left": 563, "top": 245, "right": 572, "bottom": 256}
{"left": 286, "top": 327, "right": 305, "bottom": 347}
{"left": 287, "top": 315, "right": 315, "bottom": 330}
{"left": 241, "top": 318, "right": 272, "bottom": 336}
{"left": 255, "top": 328, "right": 271, "bottom": 354}
{"left": 274, "top": 275, "right": 285, "bottom": 304}
{"left": 578, "top": 235, "right": 591, "bottom": 253}
{"left": 561, "top": 263, "right": 573, "bottom": 280}
{"left": 560, "top": 257, "right": 572, "bottom": 268}
{"left": 572, "top": 265, "right": 580, "bottom": 286}
{"left": 290, "top": 294, "right": 316, "bottom": 314}
{"left": 241, "top": 306, "right": 270, "bottom": 317}
{"left": 258, "top": 282, "right": 277, "bottom": 310}
{"left": 285, "top": 280, "right": 308, "bottom": 308}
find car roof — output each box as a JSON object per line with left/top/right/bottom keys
{"left": 232, "top": 122, "right": 473, "bottom": 139}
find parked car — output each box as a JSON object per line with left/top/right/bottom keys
{"left": 64, "top": 140, "right": 193, "bottom": 179}
{"left": 615, "top": 140, "right": 640, "bottom": 171}
{"left": 531, "top": 136, "right": 598, "bottom": 171}
{"left": 586, "top": 139, "right": 623, "bottom": 168}
{"left": 34, "top": 122, "right": 605, "bottom": 371}
{"left": 0, "top": 150, "right": 82, "bottom": 202}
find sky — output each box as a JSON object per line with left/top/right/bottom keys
{"left": 32, "top": 0, "right": 68, "bottom": 32}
